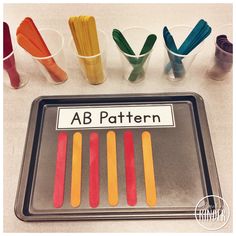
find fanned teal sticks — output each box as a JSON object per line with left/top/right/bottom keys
{"left": 164, "top": 19, "right": 212, "bottom": 77}
{"left": 177, "top": 19, "right": 212, "bottom": 55}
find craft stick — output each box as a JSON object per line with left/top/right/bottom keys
{"left": 178, "top": 19, "right": 207, "bottom": 54}
{"left": 142, "top": 131, "right": 157, "bottom": 207}
{"left": 89, "top": 132, "right": 99, "bottom": 208}
{"left": 106, "top": 131, "right": 118, "bottom": 206}
{"left": 3, "top": 22, "right": 20, "bottom": 88}
{"left": 76, "top": 16, "right": 85, "bottom": 55}
{"left": 112, "top": 29, "right": 136, "bottom": 55}
{"left": 17, "top": 17, "right": 51, "bottom": 55}
{"left": 17, "top": 33, "right": 51, "bottom": 59}
{"left": 68, "top": 16, "right": 104, "bottom": 84}
{"left": 17, "top": 33, "right": 67, "bottom": 82}
{"left": 53, "top": 132, "right": 68, "bottom": 208}
{"left": 163, "top": 27, "right": 185, "bottom": 78}
{"left": 4, "top": 22, "right": 14, "bottom": 58}
{"left": 82, "top": 16, "right": 91, "bottom": 56}
{"left": 87, "top": 16, "right": 100, "bottom": 55}
{"left": 164, "top": 20, "right": 212, "bottom": 74}
{"left": 124, "top": 131, "right": 137, "bottom": 206}
{"left": 83, "top": 16, "right": 104, "bottom": 83}
{"left": 70, "top": 132, "right": 82, "bottom": 207}
{"left": 112, "top": 29, "right": 137, "bottom": 65}
{"left": 16, "top": 17, "right": 67, "bottom": 82}
{"left": 128, "top": 34, "right": 157, "bottom": 81}
{"left": 68, "top": 17, "right": 81, "bottom": 54}
{"left": 187, "top": 26, "right": 211, "bottom": 53}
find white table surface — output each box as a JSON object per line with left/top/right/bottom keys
{"left": 3, "top": 3, "right": 232, "bottom": 233}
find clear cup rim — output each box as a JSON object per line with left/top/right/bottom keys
{"left": 69, "top": 29, "right": 107, "bottom": 59}
{"left": 3, "top": 49, "right": 14, "bottom": 61}
{"left": 30, "top": 28, "right": 65, "bottom": 60}
{"left": 118, "top": 26, "right": 153, "bottom": 58}
{"left": 214, "top": 23, "right": 232, "bottom": 35}
{"left": 163, "top": 24, "right": 205, "bottom": 57}
{"left": 117, "top": 46, "right": 153, "bottom": 58}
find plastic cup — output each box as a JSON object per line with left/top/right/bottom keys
{"left": 206, "top": 24, "right": 233, "bottom": 81}
{"left": 30, "top": 28, "right": 68, "bottom": 85}
{"left": 3, "top": 40, "right": 29, "bottom": 89}
{"left": 118, "top": 27, "right": 153, "bottom": 83}
{"left": 163, "top": 25, "right": 204, "bottom": 81}
{"left": 69, "top": 30, "right": 107, "bottom": 85}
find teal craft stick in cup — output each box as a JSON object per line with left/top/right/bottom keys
{"left": 164, "top": 19, "right": 211, "bottom": 78}
{"left": 163, "top": 26, "right": 185, "bottom": 78}
{"left": 163, "top": 25, "right": 205, "bottom": 81}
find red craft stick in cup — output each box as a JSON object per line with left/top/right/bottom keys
{"left": 3, "top": 22, "right": 20, "bottom": 89}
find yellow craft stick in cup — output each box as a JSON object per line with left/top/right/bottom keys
{"left": 68, "top": 15, "right": 105, "bottom": 84}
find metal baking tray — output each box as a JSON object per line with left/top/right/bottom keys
{"left": 15, "top": 93, "right": 221, "bottom": 221}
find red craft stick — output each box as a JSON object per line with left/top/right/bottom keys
{"left": 124, "top": 131, "right": 137, "bottom": 206}
{"left": 3, "top": 22, "right": 20, "bottom": 89}
{"left": 53, "top": 132, "right": 68, "bottom": 208}
{"left": 89, "top": 132, "right": 99, "bottom": 208}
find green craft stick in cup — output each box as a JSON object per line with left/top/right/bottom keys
{"left": 128, "top": 34, "right": 157, "bottom": 82}
{"left": 113, "top": 27, "right": 155, "bottom": 83}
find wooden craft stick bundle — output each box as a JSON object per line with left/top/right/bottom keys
{"left": 69, "top": 16, "right": 105, "bottom": 84}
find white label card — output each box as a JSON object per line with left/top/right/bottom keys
{"left": 56, "top": 104, "right": 175, "bottom": 130}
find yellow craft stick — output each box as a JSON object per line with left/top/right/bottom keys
{"left": 85, "top": 16, "right": 104, "bottom": 84}
{"left": 68, "top": 15, "right": 105, "bottom": 84}
{"left": 106, "top": 131, "right": 118, "bottom": 206}
{"left": 87, "top": 16, "right": 100, "bottom": 55}
{"left": 142, "top": 131, "right": 157, "bottom": 207}
{"left": 83, "top": 16, "right": 92, "bottom": 56}
{"left": 68, "top": 17, "right": 81, "bottom": 54}
{"left": 75, "top": 16, "right": 85, "bottom": 55}
{"left": 76, "top": 16, "right": 94, "bottom": 80}
{"left": 80, "top": 16, "right": 87, "bottom": 55}
{"left": 70, "top": 132, "right": 82, "bottom": 207}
